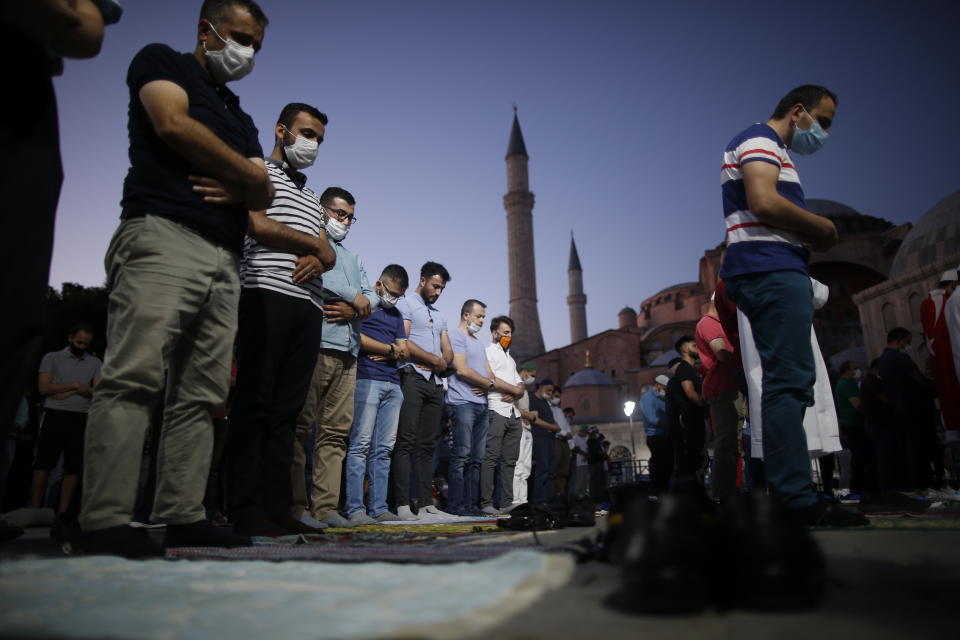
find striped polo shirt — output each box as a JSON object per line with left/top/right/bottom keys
{"left": 239, "top": 158, "right": 325, "bottom": 307}
{"left": 718, "top": 123, "right": 810, "bottom": 279}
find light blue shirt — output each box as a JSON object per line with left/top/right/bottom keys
{"left": 640, "top": 388, "right": 666, "bottom": 437}
{"left": 446, "top": 327, "right": 489, "bottom": 405}
{"left": 320, "top": 240, "right": 378, "bottom": 356}
{"left": 397, "top": 293, "right": 447, "bottom": 382}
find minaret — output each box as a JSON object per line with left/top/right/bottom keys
{"left": 504, "top": 109, "right": 545, "bottom": 362}
{"left": 567, "top": 233, "right": 587, "bottom": 343}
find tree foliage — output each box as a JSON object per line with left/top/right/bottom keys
{"left": 44, "top": 282, "right": 109, "bottom": 358}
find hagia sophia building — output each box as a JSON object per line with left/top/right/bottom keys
{"left": 501, "top": 112, "right": 960, "bottom": 462}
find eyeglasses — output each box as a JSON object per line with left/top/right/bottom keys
{"left": 324, "top": 206, "right": 358, "bottom": 225}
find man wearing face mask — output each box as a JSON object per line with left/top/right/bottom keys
{"left": 717, "top": 85, "right": 864, "bottom": 527}
{"left": 479, "top": 316, "right": 527, "bottom": 514}
{"left": 81, "top": 0, "right": 274, "bottom": 557}
{"left": 444, "top": 300, "right": 497, "bottom": 515}
{"left": 225, "top": 103, "right": 336, "bottom": 537}
{"left": 343, "top": 265, "right": 423, "bottom": 524}
{"left": 32, "top": 324, "right": 102, "bottom": 542}
{"left": 291, "top": 188, "right": 378, "bottom": 529}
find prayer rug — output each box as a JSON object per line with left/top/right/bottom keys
{"left": 0, "top": 551, "right": 573, "bottom": 640}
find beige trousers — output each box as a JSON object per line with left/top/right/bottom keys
{"left": 291, "top": 349, "right": 356, "bottom": 519}
{"left": 80, "top": 215, "right": 238, "bottom": 531}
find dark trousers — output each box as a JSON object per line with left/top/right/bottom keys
{"left": 480, "top": 411, "right": 521, "bottom": 508}
{"left": 842, "top": 426, "right": 878, "bottom": 494}
{"left": 227, "top": 288, "right": 322, "bottom": 521}
{"left": 392, "top": 371, "right": 445, "bottom": 509}
{"left": 0, "top": 42, "right": 62, "bottom": 449}
{"left": 204, "top": 416, "right": 229, "bottom": 516}
{"left": 676, "top": 414, "right": 707, "bottom": 483}
{"left": 530, "top": 435, "right": 555, "bottom": 503}
{"left": 553, "top": 439, "right": 572, "bottom": 498}
{"left": 646, "top": 434, "right": 672, "bottom": 492}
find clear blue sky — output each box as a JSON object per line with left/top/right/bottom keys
{"left": 51, "top": 0, "right": 959, "bottom": 351}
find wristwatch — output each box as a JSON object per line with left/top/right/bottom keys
{"left": 488, "top": 379, "right": 495, "bottom": 391}
{"left": 388, "top": 344, "right": 396, "bottom": 359}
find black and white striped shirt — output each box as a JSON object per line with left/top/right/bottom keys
{"left": 239, "top": 159, "right": 325, "bottom": 307}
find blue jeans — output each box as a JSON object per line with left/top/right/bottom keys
{"left": 531, "top": 435, "right": 556, "bottom": 503}
{"left": 344, "top": 379, "right": 403, "bottom": 517}
{"left": 446, "top": 402, "right": 489, "bottom": 513}
{"left": 725, "top": 270, "right": 818, "bottom": 509}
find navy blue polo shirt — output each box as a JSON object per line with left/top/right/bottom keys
{"left": 120, "top": 43, "right": 263, "bottom": 252}
{"left": 528, "top": 393, "right": 557, "bottom": 441}
{"left": 357, "top": 306, "right": 408, "bottom": 384}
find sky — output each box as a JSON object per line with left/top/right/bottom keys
{"left": 51, "top": 0, "right": 960, "bottom": 352}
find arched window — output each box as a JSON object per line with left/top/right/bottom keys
{"left": 881, "top": 302, "right": 897, "bottom": 332}
{"left": 908, "top": 292, "right": 921, "bottom": 325}
{"left": 580, "top": 397, "right": 591, "bottom": 410}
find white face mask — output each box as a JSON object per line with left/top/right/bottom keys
{"left": 549, "top": 396, "right": 560, "bottom": 407}
{"left": 853, "top": 369, "right": 862, "bottom": 381}
{"left": 378, "top": 286, "right": 399, "bottom": 309}
{"left": 324, "top": 212, "right": 349, "bottom": 241}
{"left": 522, "top": 375, "right": 535, "bottom": 386}
{"left": 468, "top": 322, "right": 482, "bottom": 335}
{"left": 203, "top": 23, "right": 255, "bottom": 83}
{"left": 282, "top": 127, "right": 319, "bottom": 169}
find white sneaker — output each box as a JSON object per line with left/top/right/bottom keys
{"left": 299, "top": 513, "right": 329, "bottom": 529}
{"left": 396, "top": 505, "right": 420, "bottom": 521}
{"left": 418, "top": 505, "right": 455, "bottom": 522}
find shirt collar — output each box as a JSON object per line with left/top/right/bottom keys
{"left": 62, "top": 346, "right": 86, "bottom": 360}
{"left": 265, "top": 156, "right": 308, "bottom": 190}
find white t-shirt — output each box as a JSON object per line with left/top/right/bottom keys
{"left": 485, "top": 342, "right": 521, "bottom": 418}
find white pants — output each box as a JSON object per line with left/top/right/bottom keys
{"left": 512, "top": 428, "right": 533, "bottom": 504}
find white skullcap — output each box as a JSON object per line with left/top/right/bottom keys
{"left": 655, "top": 374, "right": 670, "bottom": 386}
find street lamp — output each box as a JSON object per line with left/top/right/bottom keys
{"left": 623, "top": 400, "right": 637, "bottom": 462}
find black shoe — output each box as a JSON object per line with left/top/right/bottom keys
{"left": 599, "top": 483, "right": 654, "bottom": 562}
{"left": 795, "top": 500, "right": 870, "bottom": 527}
{"left": 164, "top": 519, "right": 251, "bottom": 548}
{"left": 606, "top": 481, "right": 719, "bottom": 614}
{"left": 858, "top": 491, "right": 929, "bottom": 514}
{"left": 233, "top": 516, "right": 289, "bottom": 537}
{"left": 719, "top": 491, "right": 826, "bottom": 610}
{"left": 272, "top": 515, "right": 325, "bottom": 535}
{"left": 0, "top": 520, "right": 24, "bottom": 543}
{"left": 50, "top": 512, "right": 81, "bottom": 545}
{"left": 84, "top": 524, "right": 165, "bottom": 559}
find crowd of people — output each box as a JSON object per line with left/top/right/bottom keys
{"left": 2, "top": 2, "right": 959, "bottom": 580}
{"left": 0, "top": 0, "right": 623, "bottom": 555}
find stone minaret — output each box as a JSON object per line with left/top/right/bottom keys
{"left": 567, "top": 233, "right": 587, "bottom": 343}
{"left": 504, "top": 109, "right": 545, "bottom": 362}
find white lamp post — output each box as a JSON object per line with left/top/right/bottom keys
{"left": 623, "top": 400, "right": 637, "bottom": 463}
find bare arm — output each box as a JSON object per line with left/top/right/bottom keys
{"left": 440, "top": 331, "right": 454, "bottom": 366}
{"left": 742, "top": 161, "right": 837, "bottom": 249}
{"left": 681, "top": 379, "right": 704, "bottom": 408}
{"left": 452, "top": 352, "right": 491, "bottom": 388}
{"left": 37, "top": 371, "right": 80, "bottom": 396}
{"left": 1, "top": 0, "right": 105, "bottom": 59}
{"left": 139, "top": 80, "right": 273, "bottom": 210}
{"left": 489, "top": 360, "right": 524, "bottom": 396}
{"left": 247, "top": 211, "right": 335, "bottom": 269}
{"left": 709, "top": 337, "right": 732, "bottom": 365}
{"left": 360, "top": 333, "right": 394, "bottom": 357}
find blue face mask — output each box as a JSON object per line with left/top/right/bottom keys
{"left": 791, "top": 108, "right": 829, "bottom": 155}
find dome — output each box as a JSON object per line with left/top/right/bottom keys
{"left": 618, "top": 306, "right": 637, "bottom": 316}
{"left": 564, "top": 367, "right": 616, "bottom": 388}
{"left": 889, "top": 190, "right": 960, "bottom": 279}
{"left": 648, "top": 349, "right": 680, "bottom": 367}
{"left": 806, "top": 198, "right": 894, "bottom": 235}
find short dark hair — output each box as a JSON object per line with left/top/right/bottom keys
{"left": 380, "top": 264, "right": 409, "bottom": 289}
{"left": 460, "top": 299, "right": 485, "bottom": 318}
{"left": 420, "top": 261, "right": 451, "bottom": 283}
{"left": 319, "top": 187, "right": 355, "bottom": 207}
{"left": 839, "top": 360, "right": 856, "bottom": 375}
{"left": 563, "top": 407, "right": 575, "bottom": 416}
{"left": 771, "top": 85, "right": 838, "bottom": 119}
{"left": 674, "top": 335, "right": 695, "bottom": 354}
{"left": 201, "top": 0, "right": 268, "bottom": 27}
{"left": 887, "top": 327, "right": 911, "bottom": 344}
{"left": 69, "top": 322, "right": 94, "bottom": 337}
{"left": 490, "top": 315, "right": 514, "bottom": 332}
{"left": 278, "top": 102, "right": 328, "bottom": 130}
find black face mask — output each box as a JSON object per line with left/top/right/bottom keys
{"left": 69, "top": 344, "right": 85, "bottom": 358}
